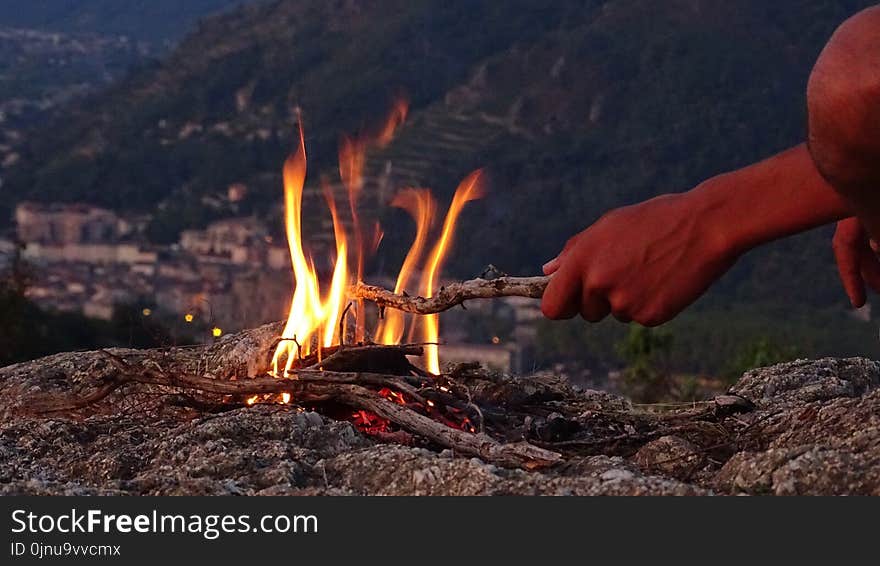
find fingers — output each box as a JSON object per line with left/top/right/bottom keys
{"left": 608, "top": 292, "right": 632, "bottom": 323}
{"left": 580, "top": 286, "right": 611, "bottom": 322}
{"left": 543, "top": 234, "right": 581, "bottom": 275}
{"left": 833, "top": 218, "right": 867, "bottom": 308}
{"left": 541, "top": 260, "right": 582, "bottom": 319}
{"left": 860, "top": 251, "right": 880, "bottom": 295}
{"left": 542, "top": 256, "right": 561, "bottom": 275}
{"left": 542, "top": 254, "right": 614, "bottom": 323}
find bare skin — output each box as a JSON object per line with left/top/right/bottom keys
{"left": 542, "top": 6, "right": 880, "bottom": 325}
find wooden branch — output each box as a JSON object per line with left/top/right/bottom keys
{"left": 33, "top": 351, "right": 560, "bottom": 470}
{"left": 350, "top": 276, "right": 549, "bottom": 314}
{"left": 339, "top": 386, "right": 562, "bottom": 469}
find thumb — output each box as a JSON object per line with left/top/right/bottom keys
{"left": 542, "top": 256, "right": 561, "bottom": 275}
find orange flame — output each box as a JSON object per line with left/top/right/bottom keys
{"left": 419, "top": 170, "right": 485, "bottom": 374}
{"left": 339, "top": 96, "right": 409, "bottom": 342}
{"left": 269, "top": 100, "right": 481, "bottom": 388}
{"left": 377, "top": 189, "right": 436, "bottom": 345}
{"left": 321, "top": 180, "right": 349, "bottom": 348}
{"left": 272, "top": 122, "right": 350, "bottom": 376}
{"left": 374, "top": 97, "right": 409, "bottom": 148}
{"left": 339, "top": 135, "right": 368, "bottom": 342}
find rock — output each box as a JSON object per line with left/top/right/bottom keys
{"left": 714, "top": 389, "right": 880, "bottom": 495}
{"left": 634, "top": 435, "right": 701, "bottom": 480}
{"left": 0, "top": 406, "right": 704, "bottom": 496}
{"left": 731, "top": 357, "right": 880, "bottom": 406}
{"left": 1, "top": 353, "right": 879, "bottom": 495}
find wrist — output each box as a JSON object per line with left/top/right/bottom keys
{"left": 687, "top": 174, "right": 752, "bottom": 258}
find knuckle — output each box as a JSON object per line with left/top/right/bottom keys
{"left": 608, "top": 291, "right": 631, "bottom": 313}
{"left": 586, "top": 272, "right": 610, "bottom": 292}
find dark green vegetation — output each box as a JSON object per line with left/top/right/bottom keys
{"left": 0, "top": 0, "right": 255, "bottom": 43}
{"left": 0, "top": 248, "right": 179, "bottom": 367}
{"left": 2, "top": 0, "right": 879, "bottom": 373}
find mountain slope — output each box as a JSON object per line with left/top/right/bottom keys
{"left": 3, "top": 0, "right": 879, "bottom": 369}
{"left": 0, "top": 0, "right": 257, "bottom": 43}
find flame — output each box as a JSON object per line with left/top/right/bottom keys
{"left": 339, "top": 96, "right": 409, "bottom": 342}
{"left": 339, "top": 135, "right": 368, "bottom": 342}
{"left": 321, "top": 180, "right": 349, "bottom": 348}
{"left": 374, "top": 97, "right": 409, "bottom": 148}
{"left": 377, "top": 189, "right": 436, "bottom": 345}
{"left": 272, "top": 123, "right": 350, "bottom": 376}
{"left": 269, "top": 101, "right": 479, "bottom": 387}
{"left": 419, "top": 170, "right": 485, "bottom": 374}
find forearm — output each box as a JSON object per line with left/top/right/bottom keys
{"left": 690, "top": 143, "right": 853, "bottom": 255}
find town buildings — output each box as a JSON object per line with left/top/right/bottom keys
{"left": 5, "top": 200, "right": 541, "bottom": 372}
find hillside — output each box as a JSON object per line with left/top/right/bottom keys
{"left": 3, "top": 0, "right": 879, "bottom": 371}
{"left": 0, "top": 0, "right": 256, "bottom": 43}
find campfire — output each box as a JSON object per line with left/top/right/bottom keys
{"left": 228, "top": 100, "right": 557, "bottom": 459}
{"left": 269, "top": 100, "right": 485, "bottom": 379}
{"left": 221, "top": 102, "right": 490, "bottom": 444}
{"left": 13, "top": 139, "right": 761, "bottom": 474}
{"left": 26, "top": 100, "right": 602, "bottom": 470}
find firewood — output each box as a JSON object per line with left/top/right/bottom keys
{"left": 28, "top": 348, "right": 561, "bottom": 470}
{"left": 350, "top": 275, "right": 549, "bottom": 314}
{"left": 9, "top": 321, "right": 752, "bottom": 473}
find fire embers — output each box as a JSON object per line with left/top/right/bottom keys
{"left": 351, "top": 385, "right": 479, "bottom": 438}
{"left": 351, "top": 410, "right": 391, "bottom": 435}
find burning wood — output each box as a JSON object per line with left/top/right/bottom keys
{"left": 26, "top": 326, "right": 562, "bottom": 470}
{"left": 269, "top": 104, "right": 490, "bottom": 376}
{"left": 7, "top": 105, "right": 574, "bottom": 474}
{"left": 351, "top": 275, "right": 550, "bottom": 315}
{"left": 14, "top": 318, "right": 763, "bottom": 478}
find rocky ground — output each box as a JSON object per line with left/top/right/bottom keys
{"left": 1, "top": 348, "right": 878, "bottom": 495}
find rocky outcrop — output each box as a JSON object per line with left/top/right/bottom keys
{"left": 714, "top": 358, "right": 880, "bottom": 495}
{"left": 1, "top": 356, "right": 878, "bottom": 495}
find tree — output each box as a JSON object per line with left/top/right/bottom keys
{"left": 615, "top": 325, "right": 674, "bottom": 403}
{"left": 725, "top": 337, "right": 800, "bottom": 382}
{"left": 0, "top": 243, "right": 38, "bottom": 364}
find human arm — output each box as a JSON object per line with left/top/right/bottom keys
{"left": 541, "top": 143, "right": 853, "bottom": 325}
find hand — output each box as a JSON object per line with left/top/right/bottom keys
{"left": 541, "top": 193, "right": 740, "bottom": 326}
{"left": 832, "top": 217, "right": 880, "bottom": 308}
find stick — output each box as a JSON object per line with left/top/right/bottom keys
{"left": 341, "top": 387, "right": 562, "bottom": 469}
{"left": 350, "top": 276, "right": 549, "bottom": 314}
{"left": 33, "top": 351, "right": 560, "bottom": 470}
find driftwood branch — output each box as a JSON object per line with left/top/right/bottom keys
{"left": 350, "top": 276, "right": 549, "bottom": 314}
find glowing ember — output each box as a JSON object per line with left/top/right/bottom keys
{"left": 351, "top": 410, "right": 391, "bottom": 434}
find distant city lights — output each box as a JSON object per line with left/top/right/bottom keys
{"left": 212, "top": 327, "right": 223, "bottom": 337}
{"left": 184, "top": 313, "right": 194, "bottom": 323}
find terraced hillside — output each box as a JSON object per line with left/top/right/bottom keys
{"left": 4, "top": 0, "right": 880, "bottom": 372}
